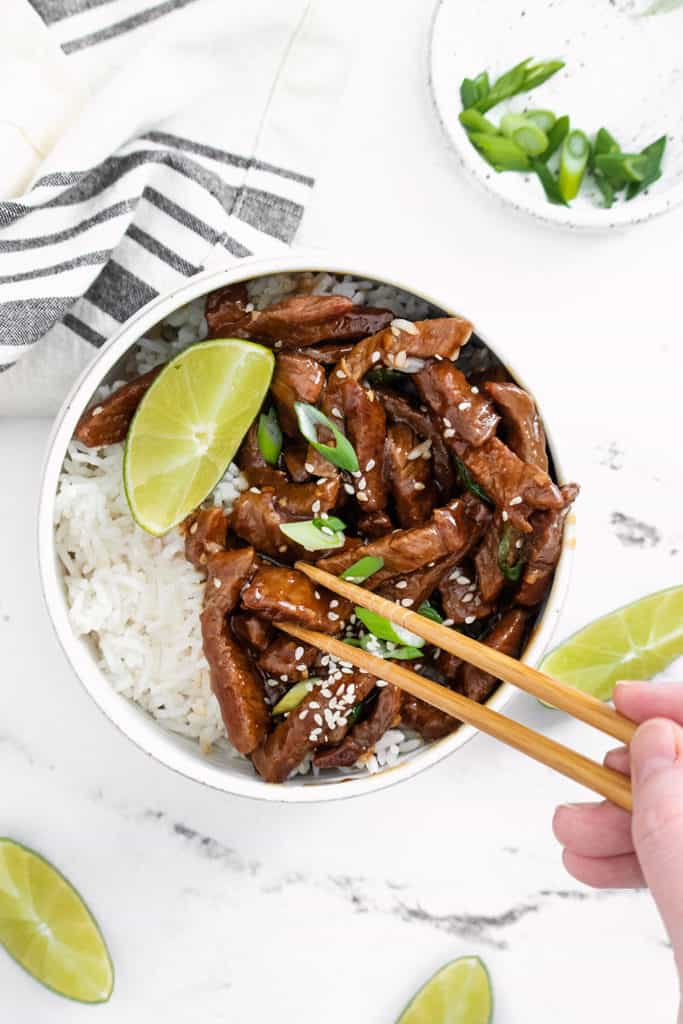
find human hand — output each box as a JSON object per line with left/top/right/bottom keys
{"left": 554, "top": 681, "right": 683, "bottom": 994}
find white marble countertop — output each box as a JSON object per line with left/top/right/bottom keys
{"left": 3, "top": 1, "right": 683, "bottom": 1020}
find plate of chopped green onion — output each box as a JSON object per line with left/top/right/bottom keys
{"left": 429, "top": 0, "right": 683, "bottom": 227}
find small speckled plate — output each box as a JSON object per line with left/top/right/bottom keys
{"left": 429, "top": 0, "right": 683, "bottom": 228}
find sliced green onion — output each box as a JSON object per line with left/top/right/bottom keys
{"left": 312, "top": 515, "right": 346, "bottom": 533}
{"left": 365, "top": 367, "right": 407, "bottom": 389}
{"left": 541, "top": 114, "right": 569, "bottom": 161}
{"left": 530, "top": 157, "right": 569, "bottom": 206}
{"left": 355, "top": 606, "right": 425, "bottom": 648}
{"left": 340, "top": 556, "right": 385, "bottom": 583}
{"left": 346, "top": 702, "right": 364, "bottom": 726}
{"left": 460, "top": 77, "right": 480, "bottom": 110}
{"left": 473, "top": 71, "right": 490, "bottom": 100}
{"left": 279, "top": 520, "right": 345, "bottom": 552}
{"left": 512, "top": 123, "right": 549, "bottom": 157}
{"left": 453, "top": 456, "right": 491, "bottom": 503}
{"left": 272, "top": 679, "right": 320, "bottom": 716}
{"left": 459, "top": 109, "right": 498, "bottom": 135}
{"left": 559, "top": 130, "right": 590, "bottom": 201}
{"left": 358, "top": 633, "right": 424, "bottom": 661}
{"left": 257, "top": 407, "right": 282, "bottom": 465}
{"left": 526, "top": 109, "right": 556, "bottom": 134}
{"left": 475, "top": 58, "right": 564, "bottom": 114}
{"left": 522, "top": 60, "right": 565, "bottom": 92}
{"left": 594, "top": 127, "right": 620, "bottom": 158}
{"left": 468, "top": 132, "right": 530, "bottom": 171}
{"left": 418, "top": 600, "right": 444, "bottom": 624}
{"left": 498, "top": 524, "right": 524, "bottom": 582}
{"left": 590, "top": 128, "right": 621, "bottom": 207}
{"left": 594, "top": 152, "right": 648, "bottom": 188}
{"left": 294, "top": 401, "right": 359, "bottom": 473}
{"left": 626, "top": 135, "right": 667, "bottom": 199}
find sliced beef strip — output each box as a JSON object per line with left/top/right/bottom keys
{"left": 516, "top": 483, "right": 579, "bottom": 607}
{"left": 401, "top": 693, "right": 458, "bottom": 741}
{"left": 439, "top": 565, "right": 493, "bottom": 625}
{"left": 385, "top": 422, "right": 438, "bottom": 528}
{"left": 241, "top": 565, "right": 352, "bottom": 634}
{"left": 456, "top": 437, "right": 564, "bottom": 534}
{"left": 231, "top": 614, "right": 273, "bottom": 653}
{"left": 269, "top": 476, "right": 340, "bottom": 518}
{"left": 252, "top": 668, "right": 376, "bottom": 783}
{"left": 434, "top": 650, "right": 463, "bottom": 684}
{"left": 376, "top": 551, "right": 461, "bottom": 608}
{"left": 271, "top": 353, "right": 325, "bottom": 435}
{"left": 473, "top": 520, "right": 506, "bottom": 605}
{"left": 229, "top": 489, "right": 301, "bottom": 560}
{"left": 414, "top": 361, "right": 499, "bottom": 447}
{"left": 74, "top": 366, "right": 162, "bottom": 447}
{"left": 357, "top": 510, "right": 393, "bottom": 538}
{"left": 317, "top": 493, "right": 491, "bottom": 587}
{"left": 377, "top": 388, "right": 454, "bottom": 496}
{"left": 201, "top": 548, "right": 268, "bottom": 755}
{"left": 204, "top": 282, "right": 249, "bottom": 334}
{"left": 457, "top": 608, "right": 529, "bottom": 703}
{"left": 484, "top": 380, "right": 548, "bottom": 471}
{"left": 313, "top": 684, "right": 402, "bottom": 769}
{"left": 206, "top": 293, "right": 394, "bottom": 347}
{"left": 257, "top": 636, "right": 318, "bottom": 681}
{"left": 284, "top": 441, "right": 313, "bottom": 482}
{"left": 184, "top": 506, "right": 230, "bottom": 570}
{"left": 339, "top": 378, "right": 388, "bottom": 513}
{"left": 297, "top": 341, "right": 356, "bottom": 364}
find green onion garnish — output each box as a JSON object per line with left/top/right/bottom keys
{"left": 526, "top": 109, "right": 556, "bottom": 134}
{"left": 272, "top": 679, "right": 320, "bottom": 716}
{"left": 257, "top": 407, "right": 282, "bottom": 465}
{"left": 358, "top": 633, "right": 423, "bottom": 661}
{"left": 530, "top": 157, "right": 568, "bottom": 206}
{"left": 559, "top": 130, "right": 590, "bottom": 201}
{"left": 354, "top": 606, "right": 425, "bottom": 648}
{"left": 279, "top": 520, "right": 345, "bottom": 552}
{"left": 294, "top": 401, "right": 359, "bottom": 473}
{"left": 594, "top": 152, "right": 648, "bottom": 188}
{"left": 468, "top": 132, "right": 530, "bottom": 172}
{"left": 500, "top": 113, "right": 549, "bottom": 156}
{"left": 473, "top": 58, "right": 564, "bottom": 114}
{"left": 459, "top": 109, "right": 498, "bottom": 135}
{"left": 312, "top": 516, "right": 346, "bottom": 533}
{"left": 540, "top": 114, "right": 570, "bottom": 162}
{"left": 418, "top": 600, "right": 444, "bottom": 624}
{"left": 453, "top": 456, "right": 490, "bottom": 503}
{"left": 340, "top": 556, "right": 385, "bottom": 583}
{"left": 346, "top": 702, "right": 364, "bottom": 726}
{"left": 626, "top": 135, "right": 667, "bottom": 200}
{"left": 498, "top": 524, "right": 524, "bottom": 582}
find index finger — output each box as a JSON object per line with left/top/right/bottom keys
{"left": 614, "top": 680, "right": 683, "bottom": 726}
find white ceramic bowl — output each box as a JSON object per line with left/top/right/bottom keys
{"left": 430, "top": 0, "right": 683, "bottom": 229}
{"left": 38, "top": 252, "right": 576, "bottom": 803}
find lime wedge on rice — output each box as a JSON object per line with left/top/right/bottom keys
{"left": 124, "top": 338, "right": 274, "bottom": 535}
{"left": 397, "top": 956, "right": 492, "bottom": 1024}
{"left": 0, "top": 839, "right": 113, "bottom": 1003}
{"left": 540, "top": 585, "right": 683, "bottom": 702}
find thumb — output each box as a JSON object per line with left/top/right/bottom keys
{"left": 631, "top": 718, "right": 683, "bottom": 965}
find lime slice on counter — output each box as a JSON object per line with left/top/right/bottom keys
{"left": 397, "top": 956, "right": 492, "bottom": 1024}
{"left": 124, "top": 339, "right": 274, "bottom": 535}
{"left": 0, "top": 839, "right": 113, "bottom": 1003}
{"left": 540, "top": 585, "right": 683, "bottom": 702}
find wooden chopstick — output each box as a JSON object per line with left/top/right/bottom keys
{"left": 296, "top": 562, "right": 636, "bottom": 746}
{"left": 277, "top": 621, "right": 633, "bottom": 812}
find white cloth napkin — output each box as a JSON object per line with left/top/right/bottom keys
{"left": 0, "top": 0, "right": 353, "bottom": 415}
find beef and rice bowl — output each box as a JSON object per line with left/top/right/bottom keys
{"left": 55, "top": 272, "right": 578, "bottom": 784}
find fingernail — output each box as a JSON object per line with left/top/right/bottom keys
{"left": 615, "top": 679, "right": 643, "bottom": 689}
{"left": 632, "top": 719, "right": 680, "bottom": 785}
{"left": 558, "top": 802, "right": 585, "bottom": 810}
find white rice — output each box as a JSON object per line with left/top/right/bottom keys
{"left": 55, "top": 272, "right": 439, "bottom": 776}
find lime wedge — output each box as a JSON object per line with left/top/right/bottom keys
{"left": 397, "top": 957, "right": 492, "bottom": 1024}
{"left": 124, "top": 338, "right": 274, "bottom": 535}
{"left": 0, "top": 839, "right": 113, "bottom": 1003}
{"left": 541, "top": 585, "right": 683, "bottom": 702}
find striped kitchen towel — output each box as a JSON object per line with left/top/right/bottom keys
{"left": 0, "top": 0, "right": 353, "bottom": 414}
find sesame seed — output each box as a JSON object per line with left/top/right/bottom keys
{"left": 395, "top": 350, "right": 407, "bottom": 368}
{"left": 458, "top": 401, "right": 471, "bottom": 411}
{"left": 502, "top": 510, "right": 509, "bottom": 522}
{"left": 401, "top": 598, "right": 414, "bottom": 607}
{"left": 189, "top": 521, "right": 199, "bottom": 535}
{"left": 295, "top": 646, "right": 304, "bottom": 660}
{"left": 462, "top": 593, "right": 474, "bottom": 604}
{"left": 314, "top": 714, "right": 323, "bottom": 726}
{"left": 343, "top": 483, "right": 355, "bottom": 495}
{"left": 365, "top": 459, "right": 376, "bottom": 472}
{"left": 305, "top": 462, "right": 315, "bottom": 473}
{"left": 312, "top": 499, "right": 321, "bottom": 513}
{"left": 299, "top": 710, "right": 309, "bottom": 719}
{"left": 457, "top": 575, "right": 470, "bottom": 585}
{"left": 315, "top": 591, "right": 321, "bottom": 599}
{"left": 279, "top": 544, "right": 287, "bottom": 552}
{"left": 516, "top": 539, "right": 523, "bottom": 549}
{"left": 471, "top": 386, "right": 479, "bottom": 394}
{"left": 414, "top": 482, "right": 425, "bottom": 491}
{"left": 376, "top": 679, "right": 388, "bottom": 688}
{"left": 358, "top": 478, "right": 367, "bottom": 491}
{"left": 509, "top": 496, "right": 523, "bottom": 506}
{"left": 331, "top": 407, "right": 342, "bottom": 418}
{"left": 328, "top": 611, "right": 339, "bottom": 621}
{"left": 391, "top": 317, "right": 419, "bottom": 335}
{"left": 371, "top": 351, "right": 381, "bottom": 363}
{"left": 396, "top": 580, "right": 408, "bottom": 589}
{"left": 249, "top": 486, "right": 261, "bottom": 494}
{"left": 465, "top": 615, "right": 476, "bottom": 625}
{"left": 357, "top": 492, "right": 368, "bottom": 502}
{"left": 280, "top": 674, "right": 288, "bottom": 682}
{"left": 213, "top": 577, "right": 222, "bottom": 589}
{"left": 435, "top": 353, "right": 444, "bottom": 361}
{"left": 444, "top": 428, "right": 455, "bottom": 439}
{"left": 442, "top": 618, "right": 454, "bottom": 626}
{"left": 330, "top": 599, "right": 339, "bottom": 608}
{"left": 321, "top": 526, "right": 334, "bottom": 536}
{"left": 443, "top": 417, "right": 452, "bottom": 428}
{"left": 336, "top": 369, "right": 346, "bottom": 379}
{"left": 92, "top": 406, "right": 103, "bottom": 416}
{"left": 390, "top": 326, "right": 400, "bottom": 338}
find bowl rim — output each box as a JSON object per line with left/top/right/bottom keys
{"left": 428, "top": 0, "right": 683, "bottom": 230}
{"left": 38, "top": 250, "right": 576, "bottom": 803}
